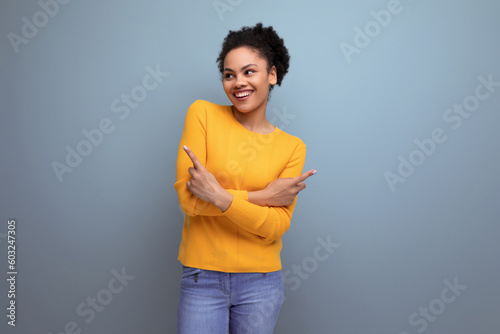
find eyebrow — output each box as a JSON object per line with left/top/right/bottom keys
{"left": 223, "top": 64, "right": 258, "bottom": 72}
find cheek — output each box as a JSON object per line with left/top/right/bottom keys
{"left": 256, "top": 78, "right": 270, "bottom": 94}
{"left": 222, "top": 81, "right": 231, "bottom": 95}
{"left": 256, "top": 76, "right": 270, "bottom": 90}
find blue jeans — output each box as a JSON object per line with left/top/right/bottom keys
{"left": 177, "top": 266, "right": 284, "bottom": 334}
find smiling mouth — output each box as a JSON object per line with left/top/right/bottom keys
{"left": 234, "top": 91, "right": 253, "bottom": 100}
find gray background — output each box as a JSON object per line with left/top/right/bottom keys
{"left": 1, "top": 0, "right": 499, "bottom": 333}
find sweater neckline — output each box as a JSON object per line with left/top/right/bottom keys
{"left": 226, "top": 105, "right": 280, "bottom": 136}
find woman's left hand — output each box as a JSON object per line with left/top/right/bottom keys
{"left": 183, "top": 146, "right": 232, "bottom": 211}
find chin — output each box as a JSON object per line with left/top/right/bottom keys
{"left": 232, "top": 103, "right": 253, "bottom": 113}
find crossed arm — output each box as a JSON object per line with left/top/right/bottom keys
{"left": 182, "top": 145, "right": 316, "bottom": 212}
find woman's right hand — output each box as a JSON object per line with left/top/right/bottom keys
{"left": 261, "top": 170, "right": 317, "bottom": 206}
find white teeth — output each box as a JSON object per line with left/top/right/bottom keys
{"left": 235, "top": 91, "right": 251, "bottom": 98}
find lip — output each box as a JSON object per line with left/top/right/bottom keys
{"left": 233, "top": 90, "right": 253, "bottom": 101}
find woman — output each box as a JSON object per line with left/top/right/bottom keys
{"left": 174, "top": 23, "right": 316, "bottom": 334}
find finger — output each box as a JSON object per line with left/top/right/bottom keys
{"left": 183, "top": 146, "right": 204, "bottom": 170}
{"left": 294, "top": 169, "right": 317, "bottom": 183}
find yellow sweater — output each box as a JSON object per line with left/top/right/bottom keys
{"left": 174, "top": 100, "right": 306, "bottom": 272}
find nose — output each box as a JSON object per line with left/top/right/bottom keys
{"left": 234, "top": 74, "right": 247, "bottom": 88}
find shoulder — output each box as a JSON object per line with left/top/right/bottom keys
{"left": 186, "top": 100, "right": 229, "bottom": 120}
{"left": 188, "top": 99, "right": 227, "bottom": 112}
{"left": 273, "top": 128, "right": 307, "bottom": 160}
{"left": 276, "top": 128, "right": 306, "bottom": 150}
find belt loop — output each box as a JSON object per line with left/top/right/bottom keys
{"left": 194, "top": 273, "right": 198, "bottom": 283}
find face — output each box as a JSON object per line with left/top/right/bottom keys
{"left": 222, "top": 46, "right": 277, "bottom": 114}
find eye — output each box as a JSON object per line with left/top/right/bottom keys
{"left": 224, "top": 73, "right": 234, "bottom": 79}
{"left": 245, "top": 69, "right": 255, "bottom": 75}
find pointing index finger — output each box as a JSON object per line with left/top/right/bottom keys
{"left": 183, "top": 146, "right": 204, "bottom": 169}
{"left": 295, "top": 169, "right": 317, "bottom": 183}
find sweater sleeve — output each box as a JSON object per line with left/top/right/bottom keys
{"left": 174, "top": 100, "right": 247, "bottom": 217}
{"left": 222, "top": 140, "right": 307, "bottom": 240}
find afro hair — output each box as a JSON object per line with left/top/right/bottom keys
{"left": 216, "top": 23, "right": 290, "bottom": 92}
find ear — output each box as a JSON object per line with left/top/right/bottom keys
{"left": 268, "top": 66, "right": 277, "bottom": 85}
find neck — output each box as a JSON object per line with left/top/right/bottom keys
{"left": 232, "top": 105, "right": 274, "bottom": 134}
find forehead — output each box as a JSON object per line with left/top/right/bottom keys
{"left": 224, "top": 46, "right": 268, "bottom": 68}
